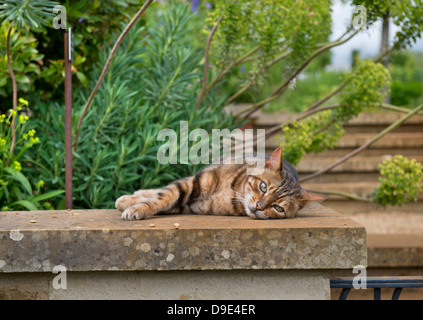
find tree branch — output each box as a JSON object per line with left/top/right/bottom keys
{"left": 306, "top": 80, "right": 348, "bottom": 112}
{"left": 255, "top": 45, "right": 395, "bottom": 140}
{"left": 74, "top": 0, "right": 154, "bottom": 152}
{"left": 235, "top": 29, "right": 361, "bottom": 118}
{"left": 6, "top": 22, "right": 17, "bottom": 162}
{"left": 206, "top": 44, "right": 260, "bottom": 94}
{"left": 303, "top": 188, "right": 370, "bottom": 202}
{"left": 228, "top": 50, "right": 292, "bottom": 108}
{"left": 195, "top": 16, "right": 222, "bottom": 111}
{"left": 299, "top": 102, "right": 423, "bottom": 182}
{"left": 379, "top": 103, "right": 423, "bottom": 115}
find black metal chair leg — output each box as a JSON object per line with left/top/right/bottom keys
{"left": 374, "top": 288, "right": 381, "bottom": 300}
{"left": 392, "top": 287, "right": 403, "bottom": 300}
{"left": 338, "top": 288, "right": 351, "bottom": 300}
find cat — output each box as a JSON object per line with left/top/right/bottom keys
{"left": 115, "top": 147, "right": 324, "bottom": 220}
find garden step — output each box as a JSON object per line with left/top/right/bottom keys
{"left": 293, "top": 148, "right": 423, "bottom": 158}
{"left": 295, "top": 155, "right": 423, "bottom": 173}
{"left": 323, "top": 200, "right": 423, "bottom": 215}
{"left": 336, "top": 132, "right": 423, "bottom": 149}
{"left": 303, "top": 182, "right": 379, "bottom": 199}
{"left": 252, "top": 111, "right": 423, "bottom": 127}
{"left": 298, "top": 172, "right": 381, "bottom": 183}
{"left": 343, "top": 124, "right": 423, "bottom": 134}
{"left": 303, "top": 182, "right": 423, "bottom": 201}
{"left": 266, "top": 132, "right": 423, "bottom": 150}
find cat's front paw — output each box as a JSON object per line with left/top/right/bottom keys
{"left": 121, "top": 206, "right": 150, "bottom": 220}
{"left": 115, "top": 195, "right": 136, "bottom": 212}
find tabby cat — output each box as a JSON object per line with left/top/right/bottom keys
{"left": 116, "top": 147, "right": 323, "bottom": 220}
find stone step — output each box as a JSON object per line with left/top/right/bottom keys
{"left": 266, "top": 132, "right": 423, "bottom": 150}
{"left": 343, "top": 124, "right": 423, "bottom": 134}
{"left": 323, "top": 199, "right": 423, "bottom": 214}
{"left": 313, "top": 198, "right": 423, "bottom": 212}
{"left": 295, "top": 155, "right": 423, "bottom": 173}
{"left": 337, "top": 132, "right": 423, "bottom": 149}
{"left": 253, "top": 111, "right": 423, "bottom": 127}
{"left": 303, "top": 182, "right": 423, "bottom": 201}
{"left": 298, "top": 172, "right": 381, "bottom": 183}
{"left": 267, "top": 148, "right": 423, "bottom": 159}
{"left": 302, "top": 182, "right": 379, "bottom": 199}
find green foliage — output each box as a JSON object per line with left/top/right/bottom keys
{"left": 390, "top": 51, "right": 423, "bottom": 107}
{"left": 0, "top": 98, "right": 64, "bottom": 210}
{"left": 0, "top": 1, "right": 149, "bottom": 110}
{"left": 25, "top": 2, "right": 238, "bottom": 209}
{"left": 206, "top": 0, "right": 332, "bottom": 92}
{"left": 373, "top": 155, "right": 423, "bottom": 207}
{"left": 0, "top": 0, "right": 58, "bottom": 31}
{"left": 280, "top": 111, "right": 344, "bottom": 166}
{"left": 391, "top": 81, "right": 423, "bottom": 107}
{"left": 351, "top": 0, "right": 423, "bottom": 50}
{"left": 337, "top": 59, "right": 391, "bottom": 121}
{"left": 264, "top": 70, "right": 344, "bottom": 113}
{"left": 279, "top": 59, "right": 391, "bottom": 165}
{"left": 0, "top": 22, "right": 44, "bottom": 99}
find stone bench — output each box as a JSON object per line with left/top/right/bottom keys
{"left": 0, "top": 202, "right": 366, "bottom": 300}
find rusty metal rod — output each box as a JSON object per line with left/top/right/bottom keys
{"left": 64, "top": 31, "right": 73, "bottom": 209}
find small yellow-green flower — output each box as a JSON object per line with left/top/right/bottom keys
{"left": 9, "top": 109, "right": 16, "bottom": 116}
{"left": 12, "top": 161, "right": 22, "bottom": 172}
{"left": 37, "top": 180, "right": 45, "bottom": 188}
{"left": 30, "top": 137, "right": 40, "bottom": 144}
{"left": 19, "top": 98, "right": 29, "bottom": 106}
{"left": 19, "top": 115, "right": 29, "bottom": 124}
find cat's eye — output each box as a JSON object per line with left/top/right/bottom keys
{"left": 273, "top": 204, "right": 285, "bottom": 213}
{"left": 259, "top": 181, "right": 267, "bottom": 193}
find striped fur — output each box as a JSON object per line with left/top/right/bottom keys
{"left": 116, "top": 148, "right": 323, "bottom": 220}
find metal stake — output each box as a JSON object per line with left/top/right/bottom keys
{"left": 64, "top": 29, "right": 73, "bottom": 209}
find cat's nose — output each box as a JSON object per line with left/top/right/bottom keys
{"left": 256, "top": 202, "right": 263, "bottom": 211}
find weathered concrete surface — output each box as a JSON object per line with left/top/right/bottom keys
{"left": 0, "top": 203, "right": 366, "bottom": 273}
{"left": 0, "top": 269, "right": 330, "bottom": 300}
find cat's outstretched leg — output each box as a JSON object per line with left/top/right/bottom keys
{"left": 115, "top": 189, "right": 157, "bottom": 212}
{"left": 120, "top": 177, "right": 194, "bottom": 220}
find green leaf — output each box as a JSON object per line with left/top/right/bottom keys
{"left": 76, "top": 71, "right": 88, "bottom": 87}
{"left": 15, "top": 74, "right": 31, "bottom": 84}
{"left": 5, "top": 168, "right": 32, "bottom": 195}
{"left": 30, "top": 190, "right": 65, "bottom": 203}
{"left": 9, "top": 200, "right": 39, "bottom": 211}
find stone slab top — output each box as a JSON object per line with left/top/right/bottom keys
{"left": 0, "top": 202, "right": 366, "bottom": 273}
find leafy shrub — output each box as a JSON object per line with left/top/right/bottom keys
{"left": 373, "top": 155, "right": 423, "bottom": 207}
{"left": 25, "top": 2, "right": 238, "bottom": 209}
{"left": 0, "top": 98, "right": 63, "bottom": 210}
{"left": 0, "top": 23, "right": 44, "bottom": 106}
{"left": 279, "top": 59, "right": 391, "bottom": 165}
{"left": 389, "top": 51, "right": 423, "bottom": 107}
{"left": 280, "top": 111, "right": 344, "bottom": 166}
{"left": 0, "top": 1, "right": 151, "bottom": 111}
{"left": 391, "top": 81, "right": 423, "bottom": 107}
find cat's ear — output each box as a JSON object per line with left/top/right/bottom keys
{"left": 298, "top": 190, "right": 326, "bottom": 208}
{"left": 265, "top": 147, "right": 283, "bottom": 172}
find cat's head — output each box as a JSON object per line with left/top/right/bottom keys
{"left": 243, "top": 147, "right": 324, "bottom": 219}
